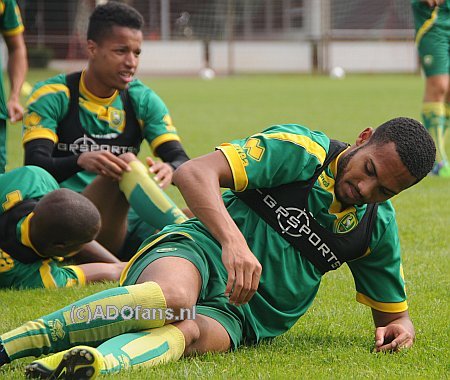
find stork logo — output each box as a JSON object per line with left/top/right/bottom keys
{"left": 56, "top": 135, "right": 137, "bottom": 155}
{"left": 258, "top": 189, "right": 341, "bottom": 269}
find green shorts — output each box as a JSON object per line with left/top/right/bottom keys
{"left": 412, "top": 2, "right": 450, "bottom": 77}
{"left": 118, "top": 207, "right": 158, "bottom": 261}
{"left": 120, "top": 235, "right": 247, "bottom": 349}
{"left": 0, "top": 253, "right": 85, "bottom": 289}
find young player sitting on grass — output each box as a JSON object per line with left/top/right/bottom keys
{"left": 22, "top": 2, "right": 190, "bottom": 260}
{"left": 0, "top": 117, "right": 435, "bottom": 379}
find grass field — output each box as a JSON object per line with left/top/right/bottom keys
{"left": 1, "top": 70, "right": 449, "bottom": 379}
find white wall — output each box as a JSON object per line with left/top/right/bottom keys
{"left": 138, "top": 41, "right": 204, "bottom": 75}
{"left": 210, "top": 41, "right": 312, "bottom": 74}
{"left": 328, "top": 41, "right": 418, "bottom": 73}
{"left": 48, "top": 40, "right": 419, "bottom": 75}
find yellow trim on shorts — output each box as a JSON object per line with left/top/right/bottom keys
{"left": 356, "top": 292, "right": 408, "bottom": 313}
{"left": 23, "top": 128, "right": 58, "bottom": 145}
{"left": 65, "top": 265, "right": 86, "bottom": 286}
{"left": 217, "top": 144, "right": 249, "bottom": 191}
{"left": 150, "top": 133, "right": 181, "bottom": 152}
{"left": 2, "top": 25, "right": 24, "bottom": 36}
{"left": 119, "top": 231, "right": 194, "bottom": 285}
{"left": 415, "top": 7, "right": 439, "bottom": 46}
{"left": 39, "top": 260, "right": 58, "bottom": 288}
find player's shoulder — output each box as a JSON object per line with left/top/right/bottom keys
{"left": 126, "top": 78, "right": 167, "bottom": 113}
{"left": 33, "top": 73, "right": 67, "bottom": 91}
{"left": 262, "top": 123, "right": 329, "bottom": 140}
{"left": 259, "top": 123, "right": 331, "bottom": 153}
{"left": 372, "top": 199, "right": 398, "bottom": 234}
{"left": 27, "top": 74, "right": 70, "bottom": 105}
{"left": 6, "top": 165, "right": 54, "bottom": 180}
{"left": 127, "top": 78, "right": 155, "bottom": 97}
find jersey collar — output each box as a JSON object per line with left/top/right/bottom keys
{"left": 80, "top": 70, "right": 118, "bottom": 106}
{"left": 19, "top": 212, "right": 45, "bottom": 258}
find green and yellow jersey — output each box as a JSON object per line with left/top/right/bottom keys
{"left": 125, "top": 124, "right": 407, "bottom": 343}
{"left": 22, "top": 71, "right": 180, "bottom": 191}
{"left": 0, "top": 0, "right": 24, "bottom": 120}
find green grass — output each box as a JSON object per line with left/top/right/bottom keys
{"left": 1, "top": 71, "right": 449, "bottom": 379}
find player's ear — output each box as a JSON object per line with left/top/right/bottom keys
{"left": 355, "top": 128, "right": 374, "bottom": 146}
{"left": 86, "top": 39, "right": 97, "bottom": 58}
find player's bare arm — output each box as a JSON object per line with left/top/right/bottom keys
{"left": 372, "top": 309, "right": 415, "bottom": 352}
{"left": 4, "top": 33, "right": 27, "bottom": 122}
{"left": 173, "top": 151, "right": 262, "bottom": 305}
{"left": 73, "top": 240, "right": 122, "bottom": 264}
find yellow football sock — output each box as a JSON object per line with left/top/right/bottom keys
{"left": 0, "top": 282, "right": 167, "bottom": 361}
{"left": 422, "top": 102, "right": 447, "bottom": 162}
{"left": 98, "top": 324, "right": 185, "bottom": 374}
{"left": 119, "top": 160, "right": 187, "bottom": 228}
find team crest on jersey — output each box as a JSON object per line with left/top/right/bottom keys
{"left": 108, "top": 108, "right": 125, "bottom": 132}
{"left": 23, "top": 112, "right": 42, "bottom": 132}
{"left": 335, "top": 212, "right": 357, "bottom": 233}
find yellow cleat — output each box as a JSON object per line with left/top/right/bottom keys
{"left": 25, "top": 346, "right": 103, "bottom": 380}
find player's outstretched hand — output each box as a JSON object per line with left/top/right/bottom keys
{"left": 146, "top": 157, "right": 173, "bottom": 189}
{"left": 374, "top": 323, "right": 414, "bottom": 352}
{"left": 77, "top": 151, "right": 131, "bottom": 180}
{"left": 222, "top": 239, "right": 262, "bottom": 306}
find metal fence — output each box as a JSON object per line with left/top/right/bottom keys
{"left": 19, "top": 0, "right": 415, "bottom": 61}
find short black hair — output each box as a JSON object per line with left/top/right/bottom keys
{"left": 31, "top": 189, "right": 101, "bottom": 256}
{"left": 87, "top": 1, "right": 144, "bottom": 42}
{"left": 368, "top": 117, "right": 436, "bottom": 182}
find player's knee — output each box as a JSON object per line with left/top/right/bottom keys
{"left": 161, "top": 284, "right": 197, "bottom": 311}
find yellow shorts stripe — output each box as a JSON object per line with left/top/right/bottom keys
{"left": 356, "top": 292, "right": 408, "bottom": 313}
{"left": 415, "top": 7, "right": 439, "bottom": 46}
{"left": 119, "top": 231, "right": 193, "bottom": 286}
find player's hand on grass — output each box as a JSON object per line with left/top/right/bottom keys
{"left": 374, "top": 323, "right": 414, "bottom": 352}
{"left": 146, "top": 157, "right": 173, "bottom": 189}
{"left": 221, "top": 239, "right": 262, "bottom": 306}
{"left": 78, "top": 151, "right": 131, "bottom": 180}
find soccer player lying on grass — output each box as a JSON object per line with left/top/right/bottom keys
{"left": 0, "top": 117, "right": 436, "bottom": 379}
{"left": 0, "top": 152, "right": 183, "bottom": 289}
